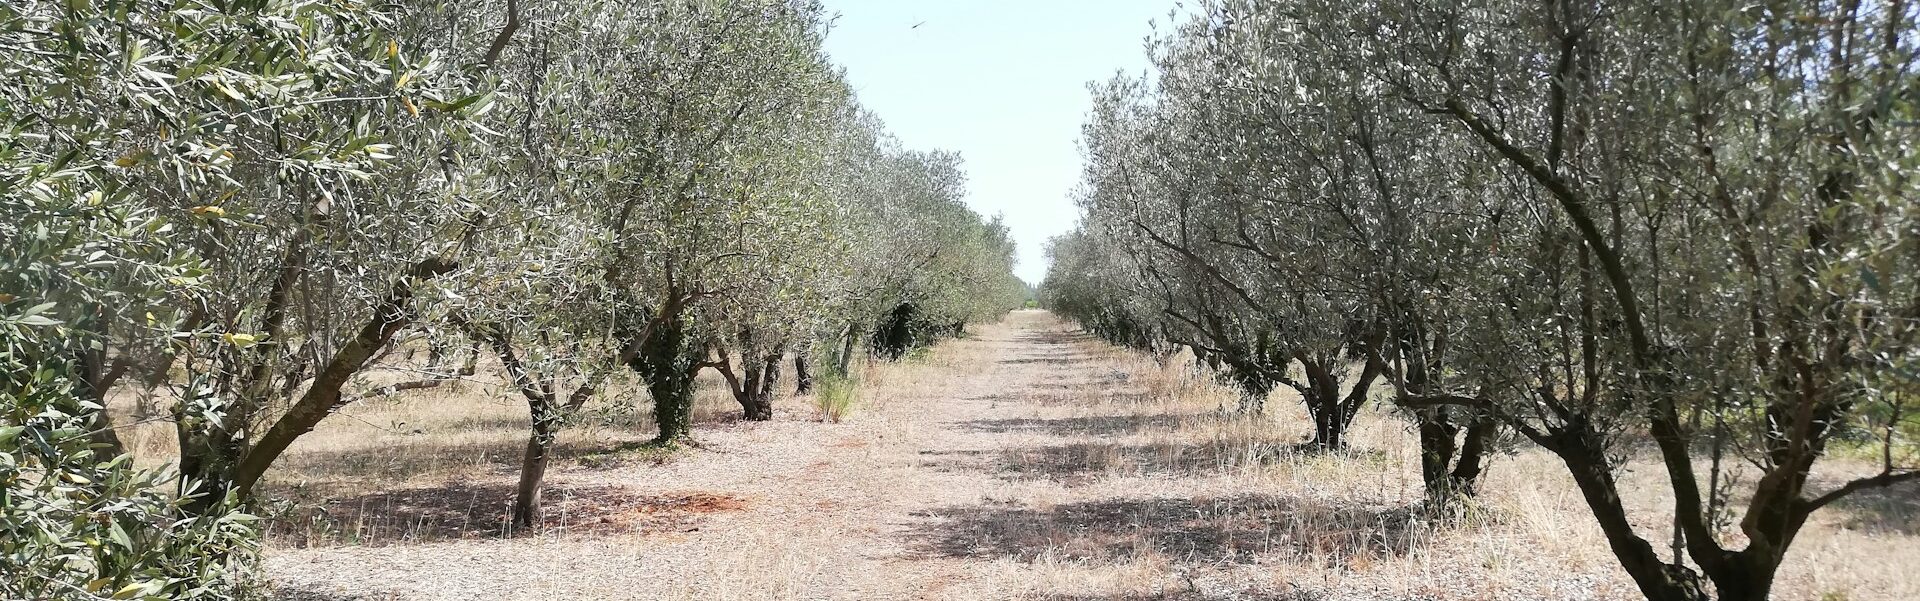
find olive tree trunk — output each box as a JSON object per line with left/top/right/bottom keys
{"left": 712, "top": 332, "right": 783, "bottom": 421}
{"left": 628, "top": 311, "right": 697, "bottom": 445}
{"left": 510, "top": 406, "right": 557, "bottom": 529}
{"left": 176, "top": 258, "right": 455, "bottom": 513}
{"left": 793, "top": 354, "right": 813, "bottom": 395}
{"left": 1414, "top": 410, "right": 1497, "bottom": 502}
{"left": 1288, "top": 352, "right": 1381, "bottom": 452}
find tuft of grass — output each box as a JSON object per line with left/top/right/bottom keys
{"left": 904, "top": 344, "right": 936, "bottom": 363}
{"left": 814, "top": 372, "right": 858, "bottom": 423}
{"left": 577, "top": 439, "right": 688, "bottom": 469}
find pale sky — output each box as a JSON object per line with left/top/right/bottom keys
{"left": 820, "top": 0, "right": 1175, "bottom": 285}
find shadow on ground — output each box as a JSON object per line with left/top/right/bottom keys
{"left": 272, "top": 587, "right": 391, "bottom": 601}
{"left": 265, "top": 481, "right": 745, "bottom": 547}
{"left": 268, "top": 420, "right": 736, "bottom": 483}
{"left": 1035, "top": 590, "right": 1328, "bottom": 601}
{"left": 1000, "top": 354, "right": 1102, "bottom": 366}
{"left": 908, "top": 494, "right": 1433, "bottom": 566}
{"left": 988, "top": 439, "right": 1362, "bottom": 484}
{"left": 1026, "top": 379, "right": 1133, "bottom": 392}
{"left": 1017, "top": 329, "right": 1098, "bottom": 345}
{"left": 961, "top": 413, "right": 1198, "bottom": 436}
{"left": 1833, "top": 478, "right": 1920, "bottom": 535}
{"left": 968, "top": 391, "right": 1158, "bottom": 406}
{"left": 998, "top": 329, "right": 1104, "bottom": 366}
{"left": 1044, "top": 591, "right": 1344, "bottom": 599}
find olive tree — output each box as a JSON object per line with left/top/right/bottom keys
{"left": 1063, "top": 34, "right": 1391, "bottom": 448}
{"left": 848, "top": 149, "right": 1025, "bottom": 362}
{"left": 1368, "top": 0, "right": 1920, "bottom": 597}
{"left": 506, "top": 0, "right": 845, "bottom": 443}
{"left": 0, "top": 0, "right": 503, "bottom": 594}
{"left": 1055, "top": 0, "right": 1920, "bottom": 598}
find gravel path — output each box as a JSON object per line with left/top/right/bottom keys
{"left": 269, "top": 310, "right": 1090, "bottom": 601}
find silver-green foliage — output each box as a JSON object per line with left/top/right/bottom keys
{"left": 2, "top": 0, "right": 481, "bottom": 596}
{"left": 3, "top": 0, "right": 1031, "bottom": 594}
{"left": 1048, "top": 0, "right": 1920, "bottom": 598}
{"left": 2, "top": 327, "right": 259, "bottom": 600}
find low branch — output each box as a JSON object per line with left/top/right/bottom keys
{"left": 1395, "top": 394, "right": 1492, "bottom": 409}
{"left": 1801, "top": 469, "right": 1920, "bottom": 514}
{"left": 230, "top": 257, "right": 458, "bottom": 499}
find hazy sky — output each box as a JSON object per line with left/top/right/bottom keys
{"left": 820, "top": 0, "right": 1175, "bottom": 285}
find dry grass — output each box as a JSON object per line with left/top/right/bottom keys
{"left": 116, "top": 311, "right": 1918, "bottom": 600}
{"left": 113, "top": 359, "right": 745, "bottom": 546}
{"left": 882, "top": 315, "right": 1920, "bottom": 601}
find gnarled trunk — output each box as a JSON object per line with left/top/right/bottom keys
{"left": 1306, "top": 400, "right": 1352, "bottom": 450}
{"left": 794, "top": 355, "right": 814, "bottom": 394}
{"left": 1227, "top": 367, "right": 1273, "bottom": 414}
{"left": 717, "top": 332, "right": 782, "bottom": 421}
{"left": 469, "top": 320, "right": 577, "bottom": 530}
{"left": 832, "top": 321, "right": 859, "bottom": 376}
{"left": 1295, "top": 354, "right": 1379, "bottom": 451}
{"left": 630, "top": 312, "right": 696, "bottom": 445}
{"left": 754, "top": 351, "right": 781, "bottom": 418}
{"left": 209, "top": 255, "right": 453, "bottom": 506}
{"left": 734, "top": 358, "right": 776, "bottom": 421}
{"left": 1415, "top": 409, "right": 1497, "bottom": 503}
{"left": 872, "top": 302, "right": 919, "bottom": 360}
{"left": 71, "top": 332, "right": 126, "bottom": 454}
{"left": 1546, "top": 428, "right": 1712, "bottom": 601}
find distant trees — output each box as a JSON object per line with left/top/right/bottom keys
{"left": 835, "top": 147, "right": 1027, "bottom": 363}
{"left": 468, "top": 0, "right": 1021, "bottom": 447}
{"left": 4, "top": 0, "right": 1023, "bottom": 593}
{"left": 1044, "top": 1, "right": 1920, "bottom": 599}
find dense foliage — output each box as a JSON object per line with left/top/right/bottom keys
{"left": 3, "top": 0, "right": 1023, "bottom": 594}
{"left": 1044, "top": 1, "right": 1919, "bottom": 599}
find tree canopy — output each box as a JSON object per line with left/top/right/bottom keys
{"left": 3, "top": 0, "right": 1023, "bottom": 596}
{"left": 1045, "top": 1, "right": 1919, "bottom": 599}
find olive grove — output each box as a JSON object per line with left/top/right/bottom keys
{"left": 3, "top": 0, "right": 1022, "bottom": 596}
{"left": 1044, "top": 1, "right": 1920, "bottom": 600}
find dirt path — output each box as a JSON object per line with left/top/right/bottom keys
{"left": 271, "top": 310, "right": 1109, "bottom": 601}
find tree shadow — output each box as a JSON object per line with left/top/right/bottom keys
{"left": 1001, "top": 354, "right": 1100, "bottom": 365}
{"left": 264, "top": 480, "right": 746, "bottom": 547}
{"left": 991, "top": 440, "right": 1315, "bottom": 485}
{"left": 1036, "top": 591, "right": 1324, "bottom": 601}
{"left": 960, "top": 439, "right": 1392, "bottom": 487}
{"left": 1019, "top": 365, "right": 1134, "bottom": 392}
{"left": 1019, "top": 329, "right": 1097, "bottom": 345}
{"left": 1027, "top": 376, "right": 1132, "bottom": 391}
{"left": 269, "top": 434, "right": 661, "bottom": 483}
{"left": 916, "top": 448, "right": 999, "bottom": 473}
{"left": 907, "top": 494, "right": 1432, "bottom": 566}
{"left": 271, "top": 587, "right": 392, "bottom": 601}
{"left": 965, "top": 391, "right": 1157, "bottom": 406}
{"left": 1831, "top": 478, "right": 1920, "bottom": 535}
{"left": 999, "top": 330, "right": 1102, "bottom": 365}
{"left": 961, "top": 414, "right": 1198, "bottom": 436}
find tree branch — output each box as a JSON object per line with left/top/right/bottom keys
{"left": 1801, "top": 469, "right": 1920, "bottom": 514}
{"left": 479, "top": 0, "right": 521, "bottom": 67}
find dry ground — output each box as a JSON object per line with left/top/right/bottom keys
{"left": 175, "top": 310, "right": 1915, "bottom": 600}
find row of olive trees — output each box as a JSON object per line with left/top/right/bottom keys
{"left": 1044, "top": 1, "right": 1918, "bottom": 600}
{"left": 3, "top": 0, "right": 1022, "bottom": 596}
{"left": 461, "top": 0, "right": 1022, "bottom": 527}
